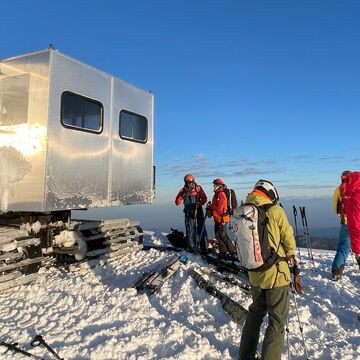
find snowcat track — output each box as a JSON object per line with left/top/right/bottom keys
{"left": 0, "top": 219, "right": 144, "bottom": 291}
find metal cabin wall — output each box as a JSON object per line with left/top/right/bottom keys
{"left": 110, "top": 79, "right": 154, "bottom": 206}
{"left": 0, "top": 51, "right": 49, "bottom": 212}
{"left": 45, "top": 52, "right": 111, "bottom": 211}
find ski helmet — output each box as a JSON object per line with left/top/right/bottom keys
{"left": 184, "top": 174, "right": 195, "bottom": 183}
{"left": 254, "top": 179, "right": 279, "bottom": 203}
{"left": 213, "top": 178, "right": 225, "bottom": 186}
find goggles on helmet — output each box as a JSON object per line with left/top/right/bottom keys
{"left": 254, "top": 179, "right": 279, "bottom": 203}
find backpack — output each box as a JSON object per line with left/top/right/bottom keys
{"left": 166, "top": 228, "right": 187, "bottom": 248}
{"left": 224, "top": 188, "right": 238, "bottom": 215}
{"left": 230, "top": 203, "right": 285, "bottom": 271}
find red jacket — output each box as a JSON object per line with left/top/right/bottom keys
{"left": 175, "top": 184, "right": 207, "bottom": 206}
{"left": 208, "top": 189, "right": 229, "bottom": 223}
{"left": 341, "top": 172, "right": 360, "bottom": 254}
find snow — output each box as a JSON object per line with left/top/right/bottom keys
{"left": 0, "top": 232, "right": 359, "bottom": 360}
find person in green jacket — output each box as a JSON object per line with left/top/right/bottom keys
{"left": 239, "top": 180, "right": 302, "bottom": 360}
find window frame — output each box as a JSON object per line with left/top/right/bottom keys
{"left": 119, "top": 109, "right": 148, "bottom": 144}
{"left": 60, "top": 91, "right": 104, "bottom": 134}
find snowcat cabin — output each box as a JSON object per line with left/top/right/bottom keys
{"left": 0, "top": 49, "right": 154, "bottom": 290}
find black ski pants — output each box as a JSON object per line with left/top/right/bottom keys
{"left": 214, "top": 222, "right": 236, "bottom": 256}
{"left": 239, "top": 285, "right": 290, "bottom": 360}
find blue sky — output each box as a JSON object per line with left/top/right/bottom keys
{"left": 2, "top": 0, "right": 360, "bottom": 229}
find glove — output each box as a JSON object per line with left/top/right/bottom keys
{"left": 181, "top": 189, "right": 190, "bottom": 199}
{"left": 206, "top": 202, "right": 212, "bottom": 217}
{"left": 288, "top": 255, "right": 300, "bottom": 275}
{"left": 293, "top": 274, "right": 302, "bottom": 295}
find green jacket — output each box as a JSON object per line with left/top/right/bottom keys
{"left": 245, "top": 192, "right": 296, "bottom": 289}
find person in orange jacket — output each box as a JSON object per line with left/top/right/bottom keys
{"left": 175, "top": 174, "right": 208, "bottom": 252}
{"left": 206, "top": 178, "right": 236, "bottom": 257}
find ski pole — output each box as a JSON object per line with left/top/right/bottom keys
{"left": 31, "top": 335, "right": 64, "bottom": 360}
{"left": 0, "top": 341, "right": 44, "bottom": 359}
{"left": 193, "top": 203, "right": 199, "bottom": 250}
{"left": 285, "top": 318, "right": 290, "bottom": 360}
{"left": 290, "top": 286, "right": 310, "bottom": 359}
{"left": 302, "top": 207, "right": 314, "bottom": 263}
{"left": 198, "top": 208, "right": 208, "bottom": 251}
{"left": 292, "top": 206, "right": 302, "bottom": 263}
{"left": 300, "top": 207, "right": 315, "bottom": 268}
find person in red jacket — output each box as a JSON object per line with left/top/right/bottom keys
{"left": 206, "top": 178, "right": 236, "bottom": 257}
{"left": 340, "top": 171, "right": 360, "bottom": 269}
{"left": 175, "top": 174, "right": 208, "bottom": 252}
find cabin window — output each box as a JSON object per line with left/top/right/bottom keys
{"left": 119, "top": 110, "right": 147, "bottom": 143}
{"left": 61, "top": 92, "right": 103, "bottom": 133}
{"left": 0, "top": 73, "right": 30, "bottom": 125}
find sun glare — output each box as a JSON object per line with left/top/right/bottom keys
{"left": 0, "top": 124, "right": 46, "bottom": 156}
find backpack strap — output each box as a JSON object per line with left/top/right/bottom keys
{"left": 260, "top": 203, "right": 288, "bottom": 263}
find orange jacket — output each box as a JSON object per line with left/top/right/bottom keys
{"left": 175, "top": 184, "right": 207, "bottom": 206}
{"left": 208, "top": 190, "right": 229, "bottom": 223}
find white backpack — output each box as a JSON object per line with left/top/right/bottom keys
{"left": 231, "top": 203, "right": 282, "bottom": 271}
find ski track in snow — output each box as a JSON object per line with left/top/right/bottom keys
{"left": 0, "top": 232, "right": 359, "bottom": 360}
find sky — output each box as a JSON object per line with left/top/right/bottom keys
{"left": 1, "top": 0, "right": 360, "bottom": 229}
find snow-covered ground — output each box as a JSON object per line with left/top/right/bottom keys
{"left": 1, "top": 231, "right": 359, "bottom": 360}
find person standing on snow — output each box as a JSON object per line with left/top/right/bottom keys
{"left": 340, "top": 171, "right": 360, "bottom": 270}
{"left": 175, "top": 174, "right": 208, "bottom": 252}
{"left": 206, "top": 178, "right": 236, "bottom": 257}
{"left": 239, "top": 180, "right": 302, "bottom": 360}
{"left": 331, "top": 171, "right": 352, "bottom": 281}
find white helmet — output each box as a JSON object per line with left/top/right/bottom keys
{"left": 254, "top": 179, "right": 279, "bottom": 203}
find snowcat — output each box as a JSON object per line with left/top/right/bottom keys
{"left": 0, "top": 48, "right": 155, "bottom": 291}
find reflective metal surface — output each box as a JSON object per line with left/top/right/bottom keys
{"left": 0, "top": 49, "right": 154, "bottom": 213}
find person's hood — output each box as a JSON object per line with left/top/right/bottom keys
{"left": 245, "top": 190, "right": 273, "bottom": 206}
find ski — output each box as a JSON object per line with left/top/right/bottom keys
{"left": 204, "top": 252, "right": 249, "bottom": 282}
{"left": 133, "top": 255, "right": 187, "bottom": 294}
{"left": 142, "top": 244, "right": 183, "bottom": 252}
{"left": 200, "top": 267, "right": 251, "bottom": 294}
{"left": 189, "top": 268, "right": 248, "bottom": 323}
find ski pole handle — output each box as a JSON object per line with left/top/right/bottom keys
{"left": 31, "top": 335, "right": 64, "bottom": 360}
{"left": 293, "top": 206, "right": 297, "bottom": 216}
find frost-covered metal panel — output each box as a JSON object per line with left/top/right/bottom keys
{"left": 45, "top": 51, "right": 111, "bottom": 211}
{"left": 0, "top": 51, "right": 49, "bottom": 212}
{"left": 0, "top": 49, "right": 154, "bottom": 213}
{"left": 111, "top": 78, "right": 154, "bottom": 205}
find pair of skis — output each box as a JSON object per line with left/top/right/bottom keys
{"left": 204, "top": 252, "right": 249, "bottom": 282}
{"left": 190, "top": 268, "right": 248, "bottom": 324}
{"left": 133, "top": 254, "right": 188, "bottom": 295}
{"left": 292, "top": 206, "right": 315, "bottom": 267}
{"left": 199, "top": 267, "right": 251, "bottom": 294}
{"left": 133, "top": 251, "right": 249, "bottom": 324}
{"left": 0, "top": 334, "right": 63, "bottom": 359}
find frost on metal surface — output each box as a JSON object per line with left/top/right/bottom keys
{"left": 0, "top": 146, "right": 31, "bottom": 212}
{"left": 46, "top": 172, "right": 109, "bottom": 210}
{"left": 112, "top": 188, "right": 154, "bottom": 207}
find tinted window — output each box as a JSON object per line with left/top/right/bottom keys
{"left": 61, "top": 92, "right": 103, "bottom": 132}
{"left": 119, "top": 110, "right": 147, "bottom": 143}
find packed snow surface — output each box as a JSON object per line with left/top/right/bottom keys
{"left": 0, "top": 231, "right": 359, "bottom": 360}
